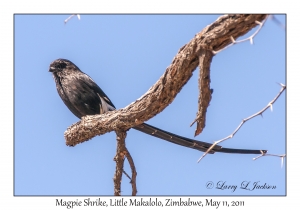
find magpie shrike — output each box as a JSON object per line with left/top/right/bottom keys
{"left": 49, "top": 58, "right": 266, "bottom": 154}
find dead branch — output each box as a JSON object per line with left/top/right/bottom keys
{"left": 125, "top": 150, "right": 137, "bottom": 195}
{"left": 122, "top": 170, "right": 131, "bottom": 180}
{"left": 190, "top": 49, "right": 214, "bottom": 136}
{"left": 64, "top": 14, "right": 268, "bottom": 146}
{"left": 197, "top": 83, "right": 286, "bottom": 163}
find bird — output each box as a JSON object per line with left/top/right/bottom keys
{"left": 49, "top": 58, "right": 266, "bottom": 155}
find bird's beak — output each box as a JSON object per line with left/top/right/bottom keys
{"left": 49, "top": 66, "right": 56, "bottom": 72}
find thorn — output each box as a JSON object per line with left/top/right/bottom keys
{"left": 77, "top": 14, "right": 81, "bottom": 20}
{"left": 269, "top": 103, "right": 273, "bottom": 112}
{"left": 260, "top": 113, "right": 263, "bottom": 118}
{"left": 135, "top": 119, "right": 142, "bottom": 124}
{"left": 276, "top": 82, "right": 285, "bottom": 88}
{"left": 250, "top": 37, "right": 253, "bottom": 45}
{"left": 255, "top": 20, "right": 262, "bottom": 26}
{"left": 280, "top": 83, "right": 286, "bottom": 89}
{"left": 230, "top": 36, "right": 235, "bottom": 43}
{"left": 281, "top": 157, "right": 284, "bottom": 168}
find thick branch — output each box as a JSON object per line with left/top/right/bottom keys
{"left": 64, "top": 14, "right": 268, "bottom": 146}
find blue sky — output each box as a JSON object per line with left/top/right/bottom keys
{"left": 14, "top": 14, "right": 286, "bottom": 196}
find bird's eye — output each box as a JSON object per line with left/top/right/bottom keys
{"left": 56, "top": 62, "right": 67, "bottom": 70}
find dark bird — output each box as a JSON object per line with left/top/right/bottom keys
{"left": 49, "top": 58, "right": 266, "bottom": 154}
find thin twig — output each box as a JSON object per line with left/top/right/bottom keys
{"left": 253, "top": 150, "right": 286, "bottom": 168}
{"left": 213, "top": 16, "right": 268, "bottom": 54}
{"left": 253, "top": 151, "right": 286, "bottom": 161}
{"left": 198, "top": 83, "right": 286, "bottom": 163}
{"left": 124, "top": 149, "right": 137, "bottom": 195}
{"left": 64, "top": 14, "right": 80, "bottom": 24}
{"left": 122, "top": 169, "right": 131, "bottom": 181}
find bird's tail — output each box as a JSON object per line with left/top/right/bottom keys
{"left": 133, "top": 123, "right": 267, "bottom": 155}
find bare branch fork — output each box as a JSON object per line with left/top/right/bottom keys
{"left": 113, "top": 130, "right": 137, "bottom": 195}
{"left": 197, "top": 84, "right": 286, "bottom": 163}
{"left": 113, "top": 130, "right": 137, "bottom": 196}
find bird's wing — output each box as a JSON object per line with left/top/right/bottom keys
{"left": 53, "top": 73, "right": 84, "bottom": 118}
{"left": 61, "top": 73, "right": 116, "bottom": 118}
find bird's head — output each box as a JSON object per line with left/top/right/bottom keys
{"left": 49, "top": 58, "right": 80, "bottom": 73}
